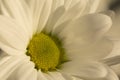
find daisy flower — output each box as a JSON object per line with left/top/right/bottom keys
{"left": 0, "top": 0, "right": 119, "bottom": 80}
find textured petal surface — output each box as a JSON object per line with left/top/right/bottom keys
{"left": 51, "top": 0, "right": 64, "bottom": 12}
{"left": 1, "top": 0, "right": 33, "bottom": 37}
{"left": 29, "top": 0, "right": 53, "bottom": 33}
{"left": 66, "top": 37, "right": 113, "bottom": 60}
{"left": 44, "top": 6, "right": 65, "bottom": 33}
{"left": 0, "top": 56, "right": 24, "bottom": 80}
{"left": 8, "top": 60, "right": 37, "bottom": 80}
{"left": 52, "top": 1, "right": 87, "bottom": 32}
{"left": 104, "top": 67, "right": 119, "bottom": 80}
{"left": 61, "top": 61, "right": 108, "bottom": 79}
{"left": 105, "top": 40, "right": 120, "bottom": 58}
{"left": 0, "top": 16, "right": 29, "bottom": 55}
{"left": 44, "top": 72, "right": 66, "bottom": 80}
{"left": 107, "top": 12, "right": 120, "bottom": 40}
{"left": 64, "top": 0, "right": 100, "bottom": 13}
{"left": 37, "top": 70, "right": 48, "bottom": 80}
{"left": 112, "top": 63, "right": 120, "bottom": 77}
{"left": 57, "top": 14, "right": 112, "bottom": 45}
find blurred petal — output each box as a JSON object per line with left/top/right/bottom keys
{"left": 64, "top": 0, "right": 100, "bottom": 13}
{"left": 37, "top": 70, "right": 48, "bottom": 80}
{"left": 52, "top": 0, "right": 87, "bottom": 32}
{"left": 107, "top": 12, "right": 120, "bottom": 40}
{"left": 66, "top": 38, "right": 113, "bottom": 60}
{"left": 44, "top": 72, "right": 65, "bottom": 80}
{"left": 105, "top": 40, "right": 120, "bottom": 58}
{"left": 61, "top": 61, "right": 108, "bottom": 79}
{"left": 104, "top": 68, "right": 119, "bottom": 80}
{"left": 58, "top": 14, "right": 112, "bottom": 45}
{"left": 51, "top": 0, "right": 64, "bottom": 12}
{"left": 111, "top": 63, "right": 120, "bottom": 77}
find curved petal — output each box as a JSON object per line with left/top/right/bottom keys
{"left": 36, "top": 0, "right": 53, "bottom": 33}
{"left": 105, "top": 40, "right": 120, "bottom": 58}
{"left": 107, "top": 12, "right": 120, "bottom": 40}
{"left": 29, "top": 0, "right": 53, "bottom": 33}
{"left": 83, "top": 66, "right": 119, "bottom": 80}
{"left": 64, "top": 0, "right": 100, "bottom": 13}
{"left": 44, "top": 6, "right": 65, "bottom": 33}
{"left": 51, "top": 0, "right": 64, "bottom": 12}
{"left": 65, "top": 37, "right": 113, "bottom": 60}
{"left": 0, "top": 16, "right": 29, "bottom": 55}
{"left": 72, "top": 77, "right": 83, "bottom": 80}
{"left": 104, "top": 67, "right": 119, "bottom": 80}
{"left": 28, "top": 0, "right": 46, "bottom": 33}
{"left": 1, "top": 0, "right": 33, "bottom": 37}
{"left": 52, "top": 0, "right": 101, "bottom": 35}
{"left": 51, "top": 0, "right": 87, "bottom": 33}
{"left": 61, "top": 61, "right": 108, "bottom": 79}
{"left": 111, "top": 63, "right": 120, "bottom": 77}
{"left": 8, "top": 60, "right": 37, "bottom": 80}
{"left": 97, "top": 0, "right": 115, "bottom": 12}
{"left": 0, "top": 56, "right": 25, "bottom": 80}
{"left": 44, "top": 72, "right": 66, "bottom": 80}
{"left": 37, "top": 70, "right": 48, "bottom": 80}
{"left": 60, "top": 73, "right": 76, "bottom": 80}
{"left": 86, "top": 0, "right": 100, "bottom": 13}
{"left": 57, "top": 13, "right": 112, "bottom": 46}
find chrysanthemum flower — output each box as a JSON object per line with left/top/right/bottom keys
{"left": 0, "top": 0, "right": 119, "bottom": 80}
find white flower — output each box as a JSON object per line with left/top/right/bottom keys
{"left": 0, "top": 0, "right": 119, "bottom": 80}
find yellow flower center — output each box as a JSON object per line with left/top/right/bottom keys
{"left": 26, "top": 33, "right": 67, "bottom": 72}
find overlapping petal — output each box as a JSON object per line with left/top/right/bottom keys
{"left": 1, "top": 0, "right": 33, "bottom": 37}
{"left": 0, "top": 16, "right": 29, "bottom": 55}
{"left": 8, "top": 60, "right": 37, "bottom": 80}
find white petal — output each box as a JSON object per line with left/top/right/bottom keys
{"left": 64, "top": 0, "right": 87, "bottom": 11}
{"left": 61, "top": 61, "right": 108, "bottom": 79}
{"left": 35, "top": 0, "right": 53, "bottom": 33}
{"left": 105, "top": 40, "right": 120, "bottom": 58}
{"left": 51, "top": 0, "right": 64, "bottom": 12}
{"left": 111, "top": 63, "right": 120, "bottom": 77}
{"left": 44, "top": 6, "right": 65, "bottom": 33}
{"left": 60, "top": 72, "right": 82, "bottom": 80}
{"left": 0, "top": 56, "right": 24, "bottom": 79}
{"left": 64, "top": 0, "right": 100, "bottom": 14}
{"left": 37, "top": 70, "right": 48, "bottom": 80}
{"left": 58, "top": 14, "right": 112, "bottom": 45}
{"left": 1, "top": 0, "right": 33, "bottom": 37}
{"left": 52, "top": 0, "right": 87, "bottom": 34}
{"left": 84, "top": 0, "right": 100, "bottom": 13}
{"left": 65, "top": 38, "right": 113, "bottom": 61}
{"left": 64, "top": 0, "right": 73, "bottom": 10}
{"left": 29, "top": 0, "right": 46, "bottom": 33}
{"left": 44, "top": 72, "right": 66, "bottom": 80}
{"left": 72, "top": 77, "right": 83, "bottom": 80}
{"left": 0, "top": 16, "right": 29, "bottom": 55}
{"left": 84, "top": 66, "right": 119, "bottom": 80}
{"left": 9, "top": 60, "right": 37, "bottom": 80}
{"left": 104, "top": 68, "right": 119, "bottom": 80}
{"left": 107, "top": 12, "right": 120, "bottom": 40}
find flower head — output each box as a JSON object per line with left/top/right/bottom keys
{"left": 0, "top": 0, "right": 119, "bottom": 80}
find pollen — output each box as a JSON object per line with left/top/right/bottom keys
{"left": 26, "top": 33, "right": 60, "bottom": 72}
